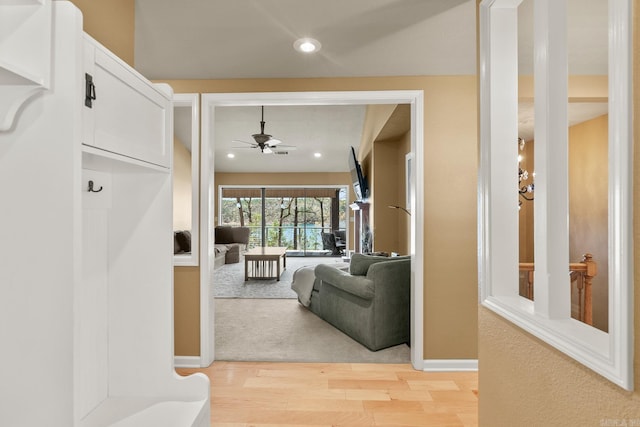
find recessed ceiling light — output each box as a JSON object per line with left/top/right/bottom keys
{"left": 294, "top": 38, "right": 321, "bottom": 54}
{"left": 314, "top": 152, "right": 322, "bottom": 158}
{"left": 227, "top": 153, "right": 235, "bottom": 159}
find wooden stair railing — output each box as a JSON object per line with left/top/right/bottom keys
{"left": 518, "top": 254, "right": 597, "bottom": 326}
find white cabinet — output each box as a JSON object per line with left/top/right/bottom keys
{"left": 0, "top": 0, "right": 51, "bottom": 130}
{"left": 0, "top": 2, "right": 209, "bottom": 426}
{"left": 82, "top": 36, "right": 171, "bottom": 168}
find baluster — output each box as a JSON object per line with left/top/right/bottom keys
{"left": 576, "top": 274, "right": 584, "bottom": 322}
{"left": 582, "top": 253, "right": 596, "bottom": 326}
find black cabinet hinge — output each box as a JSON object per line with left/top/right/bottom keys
{"left": 85, "top": 73, "right": 96, "bottom": 108}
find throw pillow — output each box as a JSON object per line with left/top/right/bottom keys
{"left": 349, "top": 253, "right": 390, "bottom": 276}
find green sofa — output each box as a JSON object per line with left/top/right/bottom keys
{"left": 310, "top": 254, "right": 411, "bottom": 351}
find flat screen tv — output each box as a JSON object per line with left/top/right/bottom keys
{"left": 348, "top": 146, "right": 369, "bottom": 201}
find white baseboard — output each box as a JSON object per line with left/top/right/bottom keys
{"left": 175, "top": 356, "right": 478, "bottom": 371}
{"left": 174, "top": 355, "right": 202, "bottom": 368}
{"left": 423, "top": 359, "right": 478, "bottom": 372}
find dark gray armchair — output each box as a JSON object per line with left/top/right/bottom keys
{"left": 321, "top": 231, "right": 345, "bottom": 255}
{"left": 310, "top": 254, "right": 410, "bottom": 351}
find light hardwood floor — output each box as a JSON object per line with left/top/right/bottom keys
{"left": 177, "top": 362, "right": 478, "bottom": 427}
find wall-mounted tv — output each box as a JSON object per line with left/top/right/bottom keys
{"left": 348, "top": 146, "right": 369, "bottom": 202}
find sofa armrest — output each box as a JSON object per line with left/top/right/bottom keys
{"left": 366, "top": 259, "right": 411, "bottom": 298}
{"left": 314, "top": 264, "right": 374, "bottom": 300}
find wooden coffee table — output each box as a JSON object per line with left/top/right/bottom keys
{"left": 244, "top": 246, "right": 287, "bottom": 281}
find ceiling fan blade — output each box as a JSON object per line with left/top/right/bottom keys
{"left": 232, "top": 139, "right": 256, "bottom": 145}
{"left": 263, "top": 146, "right": 273, "bottom": 154}
{"left": 274, "top": 144, "right": 296, "bottom": 150}
{"left": 268, "top": 138, "right": 283, "bottom": 146}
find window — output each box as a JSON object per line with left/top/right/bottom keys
{"left": 478, "top": 0, "right": 633, "bottom": 390}
{"left": 219, "top": 186, "right": 348, "bottom": 254}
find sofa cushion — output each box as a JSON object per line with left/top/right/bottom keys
{"left": 174, "top": 230, "right": 191, "bottom": 253}
{"left": 349, "top": 253, "right": 391, "bottom": 276}
{"left": 215, "top": 226, "right": 234, "bottom": 244}
{"left": 215, "top": 226, "right": 250, "bottom": 246}
{"left": 229, "top": 227, "right": 250, "bottom": 245}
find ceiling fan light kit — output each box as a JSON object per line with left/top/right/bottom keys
{"left": 232, "top": 106, "right": 297, "bottom": 155}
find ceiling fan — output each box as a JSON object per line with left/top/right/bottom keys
{"left": 233, "top": 106, "right": 296, "bottom": 154}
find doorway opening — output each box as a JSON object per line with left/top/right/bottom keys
{"left": 200, "top": 90, "right": 425, "bottom": 368}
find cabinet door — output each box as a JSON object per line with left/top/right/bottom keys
{"left": 82, "top": 37, "right": 171, "bottom": 168}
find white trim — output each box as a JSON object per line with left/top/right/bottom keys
{"left": 200, "top": 97, "right": 215, "bottom": 367}
{"left": 201, "top": 91, "right": 425, "bottom": 370}
{"left": 173, "top": 93, "right": 200, "bottom": 267}
{"left": 409, "top": 95, "right": 424, "bottom": 371}
{"left": 532, "top": 0, "right": 570, "bottom": 319}
{"left": 478, "top": 0, "right": 634, "bottom": 390}
{"left": 423, "top": 359, "right": 479, "bottom": 372}
{"left": 608, "top": 0, "right": 635, "bottom": 391}
{"left": 173, "top": 356, "right": 202, "bottom": 368}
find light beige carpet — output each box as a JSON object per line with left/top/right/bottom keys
{"left": 212, "top": 256, "right": 345, "bottom": 299}
{"left": 214, "top": 298, "right": 411, "bottom": 363}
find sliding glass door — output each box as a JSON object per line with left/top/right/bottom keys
{"left": 219, "top": 186, "right": 348, "bottom": 256}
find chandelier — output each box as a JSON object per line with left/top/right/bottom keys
{"left": 518, "top": 137, "right": 534, "bottom": 208}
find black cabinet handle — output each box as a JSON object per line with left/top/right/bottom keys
{"left": 85, "top": 73, "right": 96, "bottom": 108}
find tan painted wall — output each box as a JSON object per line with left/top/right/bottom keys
{"left": 69, "top": 0, "right": 134, "bottom": 66}
{"left": 174, "top": 267, "right": 200, "bottom": 356}
{"left": 517, "top": 115, "right": 609, "bottom": 331}
{"left": 478, "top": 2, "right": 640, "bottom": 424}
{"left": 569, "top": 114, "right": 609, "bottom": 332}
{"left": 173, "top": 138, "right": 192, "bottom": 231}
{"left": 359, "top": 105, "right": 397, "bottom": 160}
{"left": 164, "top": 76, "right": 479, "bottom": 360}
{"left": 372, "top": 134, "right": 411, "bottom": 255}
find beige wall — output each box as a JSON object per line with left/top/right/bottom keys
{"left": 569, "top": 114, "right": 609, "bottom": 331}
{"left": 165, "top": 76, "right": 479, "bottom": 360}
{"left": 372, "top": 133, "right": 411, "bottom": 255}
{"left": 517, "top": 115, "right": 609, "bottom": 331}
{"left": 174, "top": 267, "right": 200, "bottom": 356}
{"left": 359, "top": 105, "right": 397, "bottom": 161}
{"left": 173, "top": 138, "right": 192, "bottom": 231}
{"left": 69, "top": 0, "right": 134, "bottom": 66}
{"left": 478, "top": 1, "right": 640, "bottom": 424}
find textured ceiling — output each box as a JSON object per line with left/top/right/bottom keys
{"left": 140, "top": 0, "right": 609, "bottom": 172}
{"left": 135, "top": 0, "right": 476, "bottom": 80}
{"left": 213, "top": 105, "right": 368, "bottom": 173}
